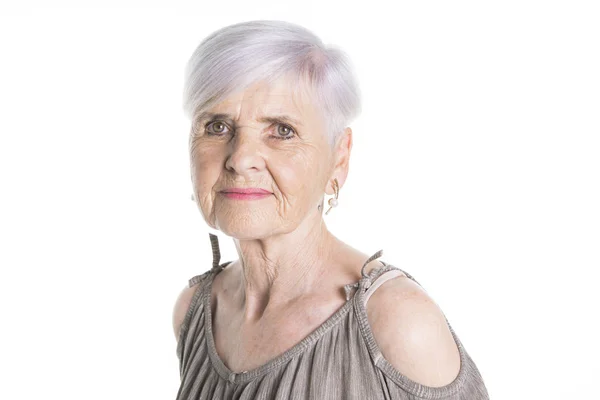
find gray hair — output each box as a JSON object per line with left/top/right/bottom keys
{"left": 182, "top": 20, "right": 361, "bottom": 150}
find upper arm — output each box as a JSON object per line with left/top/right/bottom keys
{"left": 366, "top": 276, "right": 461, "bottom": 388}
{"left": 172, "top": 283, "right": 200, "bottom": 342}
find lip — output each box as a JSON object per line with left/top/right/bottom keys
{"left": 221, "top": 188, "right": 272, "bottom": 194}
{"left": 220, "top": 192, "right": 272, "bottom": 200}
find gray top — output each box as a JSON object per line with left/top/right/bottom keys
{"left": 176, "top": 233, "right": 489, "bottom": 399}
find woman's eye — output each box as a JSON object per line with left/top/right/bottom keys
{"left": 276, "top": 124, "right": 295, "bottom": 139}
{"left": 206, "top": 121, "right": 229, "bottom": 134}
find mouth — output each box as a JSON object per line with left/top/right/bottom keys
{"left": 220, "top": 191, "right": 272, "bottom": 200}
{"left": 220, "top": 188, "right": 272, "bottom": 194}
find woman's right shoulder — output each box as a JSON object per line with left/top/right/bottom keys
{"left": 172, "top": 279, "right": 205, "bottom": 341}
{"left": 172, "top": 262, "right": 236, "bottom": 342}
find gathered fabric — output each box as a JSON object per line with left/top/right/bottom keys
{"left": 175, "top": 233, "right": 489, "bottom": 399}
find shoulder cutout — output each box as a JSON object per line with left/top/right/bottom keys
{"left": 366, "top": 275, "right": 461, "bottom": 388}
{"left": 172, "top": 282, "right": 202, "bottom": 341}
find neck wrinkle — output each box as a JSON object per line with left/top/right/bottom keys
{"left": 234, "top": 225, "right": 337, "bottom": 323}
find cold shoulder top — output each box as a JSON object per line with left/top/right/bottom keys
{"left": 175, "top": 233, "right": 489, "bottom": 399}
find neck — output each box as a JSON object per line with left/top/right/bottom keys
{"left": 231, "top": 218, "right": 339, "bottom": 323}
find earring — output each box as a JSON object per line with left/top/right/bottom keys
{"left": 190, "top": 193, "right": 195, "bottom": 201}
{"left": 325, "top": 178, "right": 339, "bottom": 215}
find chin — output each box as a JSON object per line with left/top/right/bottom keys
{"left": 216, "top": 225, "right": 272, "bottom": 239}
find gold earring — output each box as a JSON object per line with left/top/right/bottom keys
{"left": 325, "top": 179, "right": 339, "bottom": 215}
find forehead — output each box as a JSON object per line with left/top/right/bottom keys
{"left": 210, "top": 76, "right": 321, "bottom": 123}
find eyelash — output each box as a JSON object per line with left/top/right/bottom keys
{"left": 204, "top": 120, "right": 296, "bottom": 140}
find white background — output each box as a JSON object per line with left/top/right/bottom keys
{"left": 1, "top": 1, "right": 598, "bottom": 399}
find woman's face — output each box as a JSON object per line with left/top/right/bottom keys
{"left": 189, "top": 77, "right": 338, "bottom": 238}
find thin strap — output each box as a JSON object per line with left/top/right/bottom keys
{"left": 209, "top": 232, "right": 221, "bottom": 270}
{"left": 360, "top": 249, "right": 385, "bottom": 278}
{"left": 363, "top": 269, "right": 407, "bottom": 305}
{"left": 187, "top": 232, "right": 230, "bottom": 287}
{"left": 188, "top": 273, "right": 209, "bottom": 288}
{"left": 344, "top": 250, "right": 386, "bottom": 301}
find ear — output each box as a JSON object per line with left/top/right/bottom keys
{"left": 328, "top": 127, "right": 353, "bottom": 195}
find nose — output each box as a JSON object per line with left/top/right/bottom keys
{"left": 224, "top": 127, "right": 266, "bottom": 175}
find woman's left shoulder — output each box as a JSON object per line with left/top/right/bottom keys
{"left": 366, "top": 273, "right": 461, "bottom": 388}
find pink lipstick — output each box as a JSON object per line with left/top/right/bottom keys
{"left": 220, "top": 188, "right": 272, "bottom": 200}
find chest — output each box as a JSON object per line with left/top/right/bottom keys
{"left": 211, "top": 298, "right": 345, "bottom": 373}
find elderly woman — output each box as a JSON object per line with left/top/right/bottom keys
{"left": 172, "top": 20, "right": 489, "bottom": 400}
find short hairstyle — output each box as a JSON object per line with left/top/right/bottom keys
{"left": 182, "top": 20, "right": 361, "bottom": 150}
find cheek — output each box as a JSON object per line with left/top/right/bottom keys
{"left": 190, "top": 146, "right": 219, "bottom": 192}
{"left": 274, "top": 151, "right": 322, "bottom": 192}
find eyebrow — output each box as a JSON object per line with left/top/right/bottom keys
{"left": 258, "top": 115, "right": 303, "bottom": 127}
{"left": 196, "top": 112, "right": 303, "bottom": 127}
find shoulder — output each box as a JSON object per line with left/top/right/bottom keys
{"left": 172, "top": 265, "right": 234, "bottom": 342}
{"left": 366, "top": 272, "right": 461, "bottom": 388}
{"left": 172, "top": 281, "right": 202, "bottom": 341}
